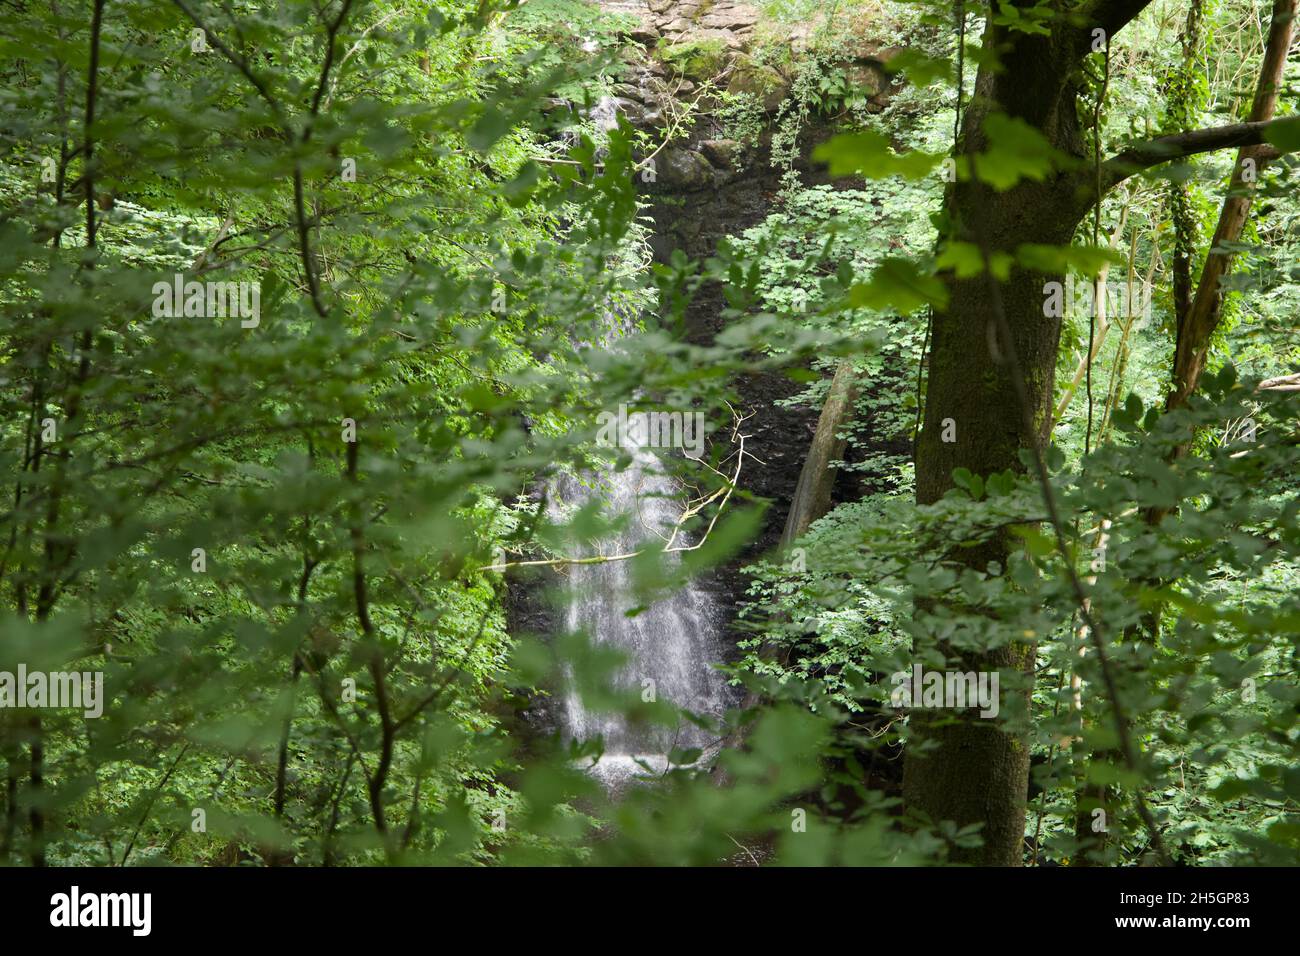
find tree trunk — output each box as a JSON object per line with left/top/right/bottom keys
{"left": 782, "top": 360, "right": 858, "bottom": 546}
{"left": 904, "top": 22, "right": 1094, "bottom": 866}
{"left": 903, "top": 0, "right": 1297, "bottom": 864}
{"left": 714, "top": 361, "right": 860, "bottom": 783}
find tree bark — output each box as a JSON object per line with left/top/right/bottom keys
{"left": 907, "top": 16, "right": 1094, "bottom": 865}
{"left": 782, "top": 361, "right": 858, "bottom": 546}
{"left": 903, "top": 0, "right": 1298, "bottom": 864}
{"left": 714, "top": 361, "right": 860, "bottom": 783}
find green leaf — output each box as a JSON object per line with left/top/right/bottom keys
{"left": 1015, "top": 243, "right": 1125, "bottom": 277}
{"left": 812, "top": 130, "right": 942, "bottom": 180}
{"left": 969, "top": 113, "right": 1074, "bottom": 190}
{"left": 845, "top": 258, "right": 948, "bottom": 313}
{"left": 881, "top": 49, "right": 954, "bottom": 87}
{"left": 1264, "top": 116, "right": 1300, "bottom": 153}
{"left": 938, "top": 241, "right": 1014, "bottom": 280}
{"left": 468, "top": 108, "right": 511, "bottom": 154}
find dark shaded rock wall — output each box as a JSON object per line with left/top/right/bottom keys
{"left": 506, "top": 4, "right": 902, "bottom": 736}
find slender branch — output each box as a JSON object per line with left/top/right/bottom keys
{"left": 309, "top": 0, "right": 357, "bottom": 118}
{"left": 387, "top": 498, "right": 545, "bottom": 733}
{"left": 293, "top": 168, "right": 328, "bottom": 316}
{"left": 321, "top": 750, "right": 355, "bottom": 866}
{"left": 119, "top": 743, "right": 192, "bottom": 867}
{"left": 1260, "top": 372, "right": 1300, "bottom": 392}
{"left": 24, "top": 0, "right": 107, "bottom": 868}
{"left": 1053, "top": 202, "right": 1129, "bottom": 427}
{"left": 1099, "top": 118, "right": 1298, "bottom": 194}
{"left": 484, "top": 408, "right": 753, "bottom": 571}
{"left": 273, "top": 436, "right": 319, "bottom": 826}
{"left": 292, "top": 0, "right": 357, "bottom": 318}
{"left": 1086, "top": 35, "right": 1111, "bottom": 456}
{"left": 190, "top": 213, "right": 235, "bottom": 272}
{"left": 170, "top": 0, "right": 286, "bottom": 124}
{"left": 346, "top": 437, "right": 393, "bottom": 839}
{"left": 271, "top": 653, "right": 304, "bottom": 826}
{"left": 324, "top": 7, "right": 404, "bottom": 110}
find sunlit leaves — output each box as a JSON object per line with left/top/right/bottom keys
{"left": 881, "top": 48, "right": 954, "bottom": 88}
{"left": 1264, "top": 116, "right": 1300, "bottom": 153}
{"left": 989, "top": 0, "right": 1056, "bottom": 37}
{"left": 846, "top": 257, "right": 948, "bottom": 313}
{"left": 936, "top": 241, "right": 1013, "bottom": 279}
{"left": 1015, "top": 242, "right": 1125, "bottom": 276}
{"left": 812, "top": 129, "right": 943, "bottom": 180}
{"left": 965, "top": 113, "right": 1078, "bottom": 190}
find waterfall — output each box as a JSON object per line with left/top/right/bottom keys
{"left": 557, "top": 414, "right": 732, "bottom": 788}
{"left": 550, "top": 94, "right": 732, "bottom": 789}
{"left": 553, "top": 321, "right": 731, "bottom": 787}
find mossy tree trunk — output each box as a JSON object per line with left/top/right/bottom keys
{"left": 902, "top": 0, "right": 1298, "bottom": 865}
{"left": 905, "top": 8, "right": 1099, "bottom": 867}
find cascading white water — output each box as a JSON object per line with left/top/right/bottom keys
{"left": 553, "top": 94, "right": 732, "bottom": 789}
{"left": 557, "top": 414, "right": 732, "bottom": 787}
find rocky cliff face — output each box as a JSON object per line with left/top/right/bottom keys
{"left": 590, "top": 0, "right": 899, "bottom": 571}
{"left": 509, "top": 1, "right": 904, "bottom": 737}
{"left": 594, "top": 1, "right": 897, "bottom": 188}
{"left": 618, "top": 0, "right": 761, "bottom": 48}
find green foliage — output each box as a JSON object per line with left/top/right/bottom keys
{"left": 813, "top": 129, "right": 941, "bottom": 180}
{"left": 0, "top": 0, "right": 1296, "bottom": 871}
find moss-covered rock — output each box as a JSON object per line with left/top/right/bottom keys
{"left": 725, "top": 53, "right": 789, "bottom": 111}
{"left": 698, "top": 138, "right": 740, "bottom": 169}
{"left": 658, "top": 38, "right": 728, "bottom": 81}
{"left": 654, "top": 148, "right": 714, "bottom": 189}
